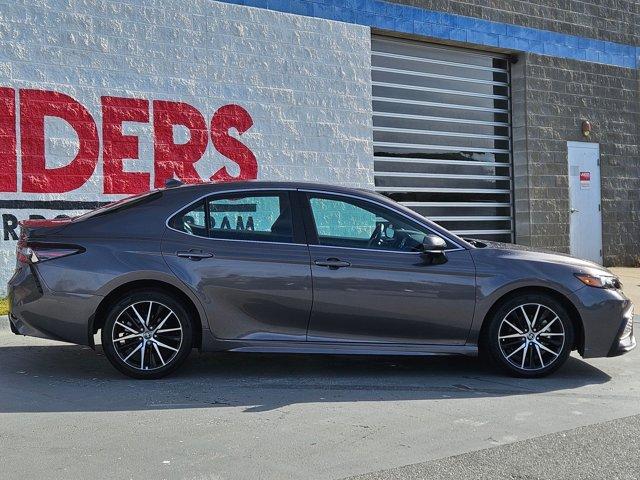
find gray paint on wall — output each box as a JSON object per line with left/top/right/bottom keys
{"left": 512, "top": 53, "right": 639, "bottom": 266}
{"left": 390, "top": 0, "right": 640, "bottom": 46}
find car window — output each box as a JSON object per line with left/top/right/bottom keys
{"left": 170, "top": 192, "right": 293, "bottom": 243}
{"left": 308, "top": 194, "right": 444, "bottom": 252}
{"left": 170, "top": 200, "right": 208, "bottom": 237}
{"left": 208, "top": 193, "right": 292, "bottom": 242}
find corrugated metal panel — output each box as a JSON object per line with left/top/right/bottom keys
{"left": 372, "top": 36, "right": 514, "bottom": 242}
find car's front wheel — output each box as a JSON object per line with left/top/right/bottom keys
{"left": 101, "top": 290, "right": 193, "bottom": 379}
{"left": 483, "top": 293, "right": 574, "bottom": 377}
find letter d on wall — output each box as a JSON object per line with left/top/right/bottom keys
{"left": 20, "top": 89, "right": 99, "bottom": 193}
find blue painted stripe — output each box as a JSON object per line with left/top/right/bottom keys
{"left": 217, "top": 0, "right": 639, "bottom": 69}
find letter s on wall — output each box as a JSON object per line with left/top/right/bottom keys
{"left": 210, "top": 104, "right": 258, "bottom": 182}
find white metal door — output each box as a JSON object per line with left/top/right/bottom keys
{"left": 567, "top": 141, "right": 602, "bottom": 264}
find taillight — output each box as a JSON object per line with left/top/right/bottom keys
{"left": 16, "top": 238, "right": 32, "bottom": 264}
{"left": 17, "top": 241, "right": 84, "bottom": 265}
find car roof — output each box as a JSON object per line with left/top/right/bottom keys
{"left": 163, "top": 180, "right": 378, "bottom": 197}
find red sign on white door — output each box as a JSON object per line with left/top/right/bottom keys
{"left": 580, "top": 171, "right": 591, "bottom": 189}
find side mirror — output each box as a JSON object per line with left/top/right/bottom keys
{"left": 422, "top": 234, "right": 447, "bottom": 253}
{"left": 421, "top": 235, "right": 448, "bottom": 265}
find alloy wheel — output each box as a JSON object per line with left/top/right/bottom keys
{"left": 111, "top": 301, "right": 183, "bottom": 371}
{"left": 497, "top": 303, "right": 565, "bottom": 371}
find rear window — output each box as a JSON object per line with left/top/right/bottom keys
{"left": 73, "top": 191, "right": 163, "bottom": 221}
{"left": 169, "top": 192, "right": 294, "bottom": 243}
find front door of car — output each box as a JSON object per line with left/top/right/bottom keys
{"left": 301, "top": 191, "right": 476, "bottom": 345}
{"left": 162, "top": 190, "right": 312, "bottom": 342}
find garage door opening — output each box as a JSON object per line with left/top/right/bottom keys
{"left": 372, "top": 36, "right": 513, "bottom": 242}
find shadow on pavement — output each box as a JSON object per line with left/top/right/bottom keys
{"left": 0, "top": 343, "right": 612, "bottom": 413}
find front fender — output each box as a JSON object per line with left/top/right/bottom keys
{"left": 467, "top": 249, "right": 586, "bottom": 345}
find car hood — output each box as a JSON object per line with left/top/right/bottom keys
{"left": 467, "top": 239, "right": 612, "bottom": 275}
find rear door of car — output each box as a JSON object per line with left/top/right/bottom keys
{"left": 162, "top": 189, "right": 312, "bottom": 342}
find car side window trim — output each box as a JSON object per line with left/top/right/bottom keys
{"left": 298, "top": 189, "right": 465, "bottom": 253}
{"left": 165, "top": 186, "right": 466, "bottom": 252}
{"left": 165, "top": 188, "right": 306, "bottom": 246}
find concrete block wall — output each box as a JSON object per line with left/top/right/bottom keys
{"left": 229, "top": 0, "right": 637, "bottom": 68}
{"left": 510, "top": 56, "right": 532, "bottom": 247}
{"left": 0, "top": 0, "right": 374, "bottom": 293}
{"left": 517, "top": 53, "right": 640, "bottom": 265}
{"left": 392, "top": 0, "right": 639, "bottom": 45}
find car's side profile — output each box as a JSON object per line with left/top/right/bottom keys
{"left": 7, "top": 181, "right": 635, "bottom": 379}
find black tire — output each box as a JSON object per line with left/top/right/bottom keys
{"left": 101, "top": 289, "right": 193, "bottom": 379}
{"left": 481, "top": 293, "right": 574, "bottom": 378}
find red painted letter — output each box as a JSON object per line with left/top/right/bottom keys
{"left": 102, "top": 96, "right": 150, "bottom": 194}
{"left": 153, "top": 100, "right": 207, "bottom": 188}
{"left": 0, "top": 88, "right": 17, "bottom": 192}
{"left": 20, "top": 89, "right": 99, "bottom": 193}
{"left": 210, "top": 104, "right": 257, "bottom": 181}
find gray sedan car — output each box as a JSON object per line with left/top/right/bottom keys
{"left": 7, "top": 181, "right": 635, "bottom": 379}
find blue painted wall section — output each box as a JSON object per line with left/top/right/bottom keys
{"left": 219, "top": 0, "right": 639, "bottom": 69}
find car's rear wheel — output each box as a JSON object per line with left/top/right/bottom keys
{"left": 483, "top": 293, "right": 574, "bottom": 377}
{"left": 101, "top": 290, "right": 193, "bottom": 379}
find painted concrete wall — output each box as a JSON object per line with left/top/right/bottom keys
{"left": 0, "top": 0, "right": 374, "bottom": 293}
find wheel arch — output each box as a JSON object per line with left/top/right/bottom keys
{"left": 90, "top": 279, "right": 204, "bottom": 350}
{"left": 478, "top": 286, "right": 584, "bottom": 354}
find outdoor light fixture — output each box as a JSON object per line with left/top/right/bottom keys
{"left": 582, "top": 120, "right": 592, "bottom": 137}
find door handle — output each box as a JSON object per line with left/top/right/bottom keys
{"left": 177, "top": 250, "right": 214, "bottom": 260}
{"left": 570, "top": 208, "right": 580, "bottom": 213}
{"left": 314, "top": 258, "right": 351, "bottom": 269}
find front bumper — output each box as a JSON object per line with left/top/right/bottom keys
{"left": 607, "top": 304, "right": 636, "bottom": 357}
{"left": 572, "top": 285, "right": 636, "bottom": 358}
{"left": 8, "top": 265, "right": 102, "bottom": 346}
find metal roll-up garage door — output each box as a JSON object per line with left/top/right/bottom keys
{"left": 372, "top": 36, "right": 513, "bottom": 242}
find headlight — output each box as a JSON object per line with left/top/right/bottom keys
{"left": 575, "top": 273, "right": 622, "bottom": 289}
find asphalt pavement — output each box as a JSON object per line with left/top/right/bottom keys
{"left": 1, "top": 316, "right": 640, "bottom": 480}
{"left": 348, "top": 414, "right": 640, "bottom": 480}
